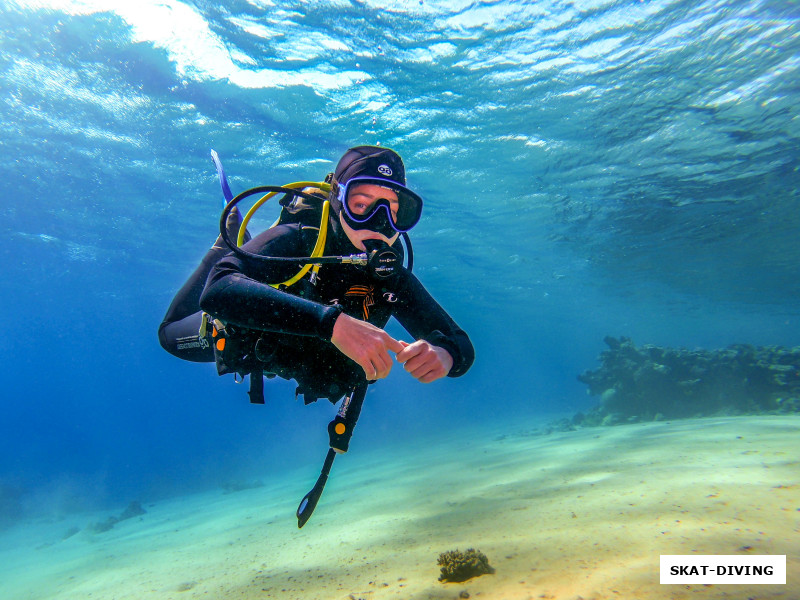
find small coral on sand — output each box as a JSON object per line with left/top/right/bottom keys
{"left": 437, "top": 548, "right": 495, "bottom": 582}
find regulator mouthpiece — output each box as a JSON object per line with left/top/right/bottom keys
{"left": 362, "top": 239, "right": 402, "bottom": 279}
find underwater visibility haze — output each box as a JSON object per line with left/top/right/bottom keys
{"left": 0, "top": 0, "right": 799, "bottom": 596}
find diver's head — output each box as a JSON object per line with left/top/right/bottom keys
{"left": 329, "top": 146, "right": 423, "bottom": 251}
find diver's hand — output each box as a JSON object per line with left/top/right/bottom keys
{"left": 331, "top": 313, "right": 405, "bottom": 381}
{"left": 396, "top": 340, "right": 454, "bottom": 383}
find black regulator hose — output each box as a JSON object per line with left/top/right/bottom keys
{"left": 218, "top": 185, "right": 343, "bottom": 264}
{"left": 219, "top": 184, "right": 412, "bottom": 278}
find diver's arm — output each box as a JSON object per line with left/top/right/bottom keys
{"left": 199, "top": 226, "right": 342, "bottom": 340}
{"left": 201, "top": 271, "right": 342, "bottom": 338}
{"left": 330, "top": 313, "right": 405, "bottom": 381}
{"left": 391, "top": 271, "right": 475, "bottom": 377}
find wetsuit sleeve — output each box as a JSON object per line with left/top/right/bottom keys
{"left": 391, "top": 271, "right": 475, "bottom": 377}
{"left": 199, "top": 226, "right": 343, "bottom": 340}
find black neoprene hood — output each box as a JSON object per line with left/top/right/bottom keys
{"left": 334, "top": 146, "right": 406, "bottom": 187}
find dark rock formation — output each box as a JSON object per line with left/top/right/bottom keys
{"left": 577, "top": 337, "right": 800, "bottom": 424}
{"left": 118, "top": 500, "right": 146, "bottom": 521}
{"left": 89, "top": 500, "right": 147, "bottom": 533}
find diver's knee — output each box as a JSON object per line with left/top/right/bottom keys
{"left": 157, "top": 323, "right": 173, "bottom": 354}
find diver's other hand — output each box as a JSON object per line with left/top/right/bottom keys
{"left": 395, "top": 340, "right": 454, "bottom": 383}
{"left": 331, "top": 313, "right": 405, "bottom": 381}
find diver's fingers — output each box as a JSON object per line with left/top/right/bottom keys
{"left": 331, "top": 314, "right": 396, "bottom": 380}
{"left": 403, "top": 353, "right": 441, "bottom": 379}
{"left": 371, "top": 349, "right": 393, "bottom": 380}
{"left": 356, "top": 348, "right": 391, "bottom": 381}
{"left": 394, "top": 343, "right": 415, "bottom": 364}
{"left": 398, "top": 341, "right": 454, "bottom": 383}
{"left": 395, "top": 340, "right": 428, "bottom": 364}
{"left": 384, "top": 336, "right": 406, "bottom": 354}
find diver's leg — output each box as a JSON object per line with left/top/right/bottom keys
{"left": 158, "top": 245, "right": 219, "bottom": 362}
{"left": 158, "top": 207, "right": 249, "bottom": 362}
{"left": 158, "top": 311, "right": 212, "bottom": 362}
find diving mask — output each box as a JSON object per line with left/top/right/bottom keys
{"left": 338, "top": 176, "right": 423, "bottom": 237}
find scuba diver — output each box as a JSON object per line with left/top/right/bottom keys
{"left": 158, "top": 145, "right": 474, "bottom": 525}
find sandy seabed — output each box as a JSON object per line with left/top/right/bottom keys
{"left": 2, "top": 415, "right": 798, "bottom": 600}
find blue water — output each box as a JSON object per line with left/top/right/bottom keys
{"left": 1, "top": 0, "right": 798, "bottom": 519}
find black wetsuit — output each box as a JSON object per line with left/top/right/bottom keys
{"left": 160, "top": 212, "right": 474, "bottom": 403}
{"left": 157, "top": 208, "right": 248, "bottom": 363}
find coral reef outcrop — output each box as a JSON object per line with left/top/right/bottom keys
{"left": 577, "top": 337, "right": 800, "bottom": 424}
